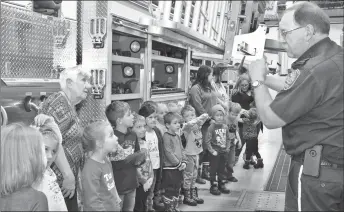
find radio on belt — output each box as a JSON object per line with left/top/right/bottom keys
{"left": 90, "top": 69, "right": 106, "bottom": 99}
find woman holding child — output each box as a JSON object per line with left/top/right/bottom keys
{"left": 231, "top": 73, "right": 258, "bottom": 165}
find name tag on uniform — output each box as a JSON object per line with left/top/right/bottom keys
{"left": 284, "top": 69, "right": 300, "bottom": 90}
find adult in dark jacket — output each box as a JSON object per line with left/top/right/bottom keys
{"left": 248, "top": 2, "right": 343, "bottom": 211}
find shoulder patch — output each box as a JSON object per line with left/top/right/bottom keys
{"left": 284, "top": 69, "right": 300, "bottom": 90}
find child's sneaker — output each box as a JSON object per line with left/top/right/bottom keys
{"left": 173, "top": 196, "right": 183, "bottom": 212}
{"left": 218, "top": 181, "right": 230, "bottom": 194}
{"left": 227, "top": 176, "right": 238, "bottom": 182}
{"left": 210, "top": 182, "right": 221, "bottom": 195}
{"left": 243, "top": 160, "right": 250, "bottom": 169}
{"left": 162, "top": 196, "right": 174, "bottom": 212}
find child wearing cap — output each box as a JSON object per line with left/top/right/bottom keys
{"left": 205, "top": 104, "right": 233, "bottom": 195}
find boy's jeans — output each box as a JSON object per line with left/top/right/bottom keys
{"left": 119, "top": 189, "right": 136, "bottom": 212}
{"left": 183, "top": 155, "right": 199, "bottom": 189}
{"left": 209, "top": 152, "right": 227, "bottom": 181}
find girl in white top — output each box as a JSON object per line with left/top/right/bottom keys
{"left": 32, "top": 114, "right": 67, "bottom": 211}
{"left": 212, "top": 63, "right": 231, "bottom": 112}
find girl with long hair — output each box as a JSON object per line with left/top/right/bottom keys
{"left": 189, "top": 65, "right": 218, "bottom": 183}
{"left": 1, "top": 123, "right": 48, "bottom": 211}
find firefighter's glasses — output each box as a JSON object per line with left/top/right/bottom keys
{"left": 279, "top": 26, "right": 306, "bottom": 39}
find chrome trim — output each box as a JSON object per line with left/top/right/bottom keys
{"left": 1, "top": 106, "right": 8, "bottom": 126}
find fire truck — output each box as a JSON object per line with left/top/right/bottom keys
{"left": 1, "top": 0, "right": 282, "bottom": 126}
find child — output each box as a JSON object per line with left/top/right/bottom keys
{"left": 138, "top": 103, "right": 165, "bottom": 211}
{"left": 106, "top": 101, "right": 146, "bottom": 212}
{"left": 180, "top": 105, "right": 209, "bottom": 206}
{"left": 205, "top": 105, "right": 232, "bottom": 195}
{"left": 167, "top": 102, "right": 179, "bottom": 113}
{"left": 225, "top": 102, "right": 242, "bottom": 183}
{"left": 161, "top": 112, "right": 187, "bottom": 211}
{"left": 242, "top": 108, "right": 264, "bottom": 169}
{"left": 31, "top": 114, "right": 67, "bottom": 211}
{"left": 131, "top": 112, "right": 154, "bottom": 212}
{"left": 1, "top": 123, "right": 48, "bottom": 211}
{"left": 81, "top": 120, "right": 121, "bottom": 211}
{"left": 156, "top": 103, "right": 168, "bottom": 135}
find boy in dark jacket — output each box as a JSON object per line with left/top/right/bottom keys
{"left": 161, "top": 112, "right": 187, "bottom": 212}
{"left": 106, "top": 101, "right": 146, "bottom": 212}
{"left": 205, "top": 105, "right": 233, "bottom": 195}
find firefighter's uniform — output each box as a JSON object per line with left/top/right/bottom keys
{"left": 270, "top": 37, "right": 344, "bottom": 211}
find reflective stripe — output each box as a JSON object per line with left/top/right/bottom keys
{"left": 297, "top": 165, "right": 303, "bottom": 211}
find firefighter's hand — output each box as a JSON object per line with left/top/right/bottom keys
{"left": 212, "top": 151, "right": 218, "bottom": 156}
{"left": 248, "top": 56, "right": 269, "bottom": 82}
{"left": 61, "top": 173, "right": 76, "bottom": 199}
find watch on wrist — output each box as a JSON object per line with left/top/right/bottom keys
{"left": 252, "top": 80, "right": 263, "bottom": 89}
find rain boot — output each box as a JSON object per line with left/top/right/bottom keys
{"left": 191, "top": 187, "right": 204, "bottom": 204}
{"left": 182, "top": 188, "right": 197, "bottom": 206}
{"left": 162, "top": 196, "right": 175, "bottom": 212}
{"left": 210, "top": 181, "right": 221, "bottom": 195}
{"left": 195, "top": 168, "right": 206, "bottom": 184}
{"left": 218, "top": 180, "right": 230, "bottom": 194}
{"left": 201, "top": 162, "right": 211, "bottom": 181}
{"left": 254, "top": 158, "right": 264, "bottom": 169}
{"left": 243, "top": 160, "right": 250, "bottom": 169}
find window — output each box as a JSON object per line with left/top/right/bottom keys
{"left": 150, "top": 41, "right": 187, "bottom": 96}
{"left": 111, "top": 32, "right": 145, "bottom": 99}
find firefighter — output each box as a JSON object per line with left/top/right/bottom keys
{"left": 247, "top": 2, "right": 343, "bottom": 211}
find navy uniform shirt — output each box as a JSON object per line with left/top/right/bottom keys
{"left": 270, "top": 37, "right": 344, "bottom": 165}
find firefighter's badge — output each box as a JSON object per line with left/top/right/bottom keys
{"left": 284, "top": 69, "right": 300, "bottom": 90}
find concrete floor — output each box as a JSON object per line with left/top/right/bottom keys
{"left": 179, "top": 125, "right": 285, "bottom": 211}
